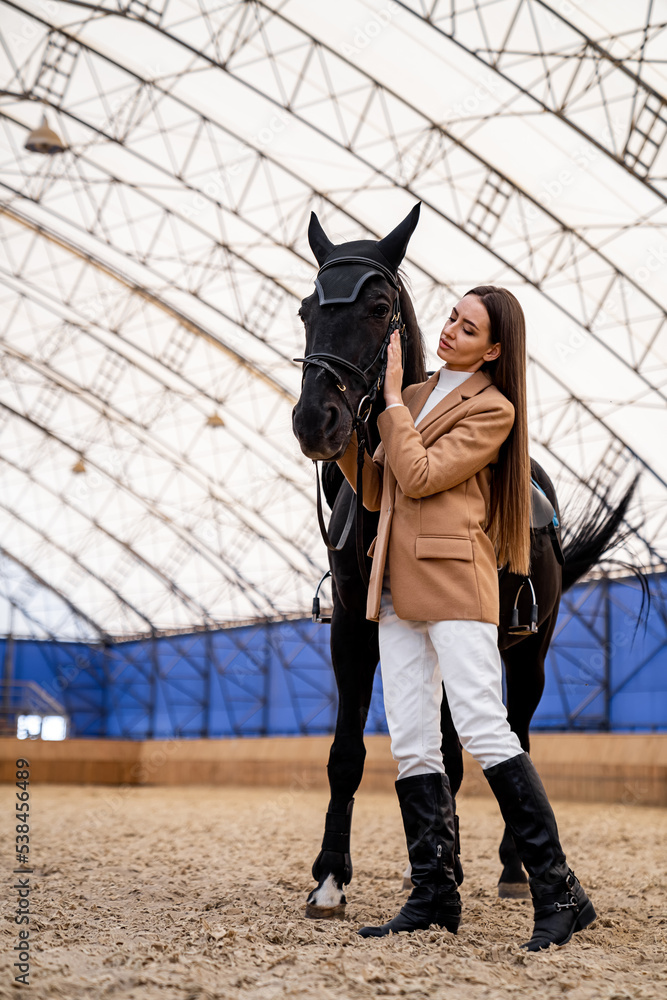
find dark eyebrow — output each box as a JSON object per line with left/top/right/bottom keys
{"left": 452, "top": 306, "right": 478, "bottom": 330}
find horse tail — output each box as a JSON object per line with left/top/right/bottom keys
{"left": 560, "top": 476, "right": 649, "bottom": 616}
{"left": 321, "top": 461, "right": 346, "bottom": 510}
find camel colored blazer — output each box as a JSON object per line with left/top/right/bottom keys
{"left": 337, "top": 369, "right": 515, "bottom": 624}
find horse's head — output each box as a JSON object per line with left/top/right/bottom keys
{"left": 292, "top": 204, "right": 422, "bottom": 461}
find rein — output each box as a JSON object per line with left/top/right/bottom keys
{"left": 294, "top": 260, "right": 407, "bottom": 587}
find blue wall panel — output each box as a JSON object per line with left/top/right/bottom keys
{"left": 534, "top": 576, "right": 667, "bottom": 731}
{"left": 2, "top": 574, "right": 666, "bottom": 738}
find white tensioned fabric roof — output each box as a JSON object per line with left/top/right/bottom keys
{"left": 0, "top": 0, "right": 665, "bottom": 641}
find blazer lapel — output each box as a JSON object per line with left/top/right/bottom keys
{"left": 412, "top": 369, "right": 493, "bottom": 435}
{"left": 406, "top": 371, "right": 440, "bottom": 421}
{"left": 460, "top": 369, "right": 493, "bottom": 399}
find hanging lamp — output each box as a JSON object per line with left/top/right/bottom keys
{"left": 24, "top": 113, "right": 66, "bottom": 155}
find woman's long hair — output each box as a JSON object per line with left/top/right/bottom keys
{"left": 466, "top": 285, "right": 531, "bottom": 576}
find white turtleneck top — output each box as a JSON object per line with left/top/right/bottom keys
{"left": 387, "top": 367, "right": 473, "bottom": 426}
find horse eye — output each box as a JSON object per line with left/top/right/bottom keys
{"left": 372, "top": 305, "right": 389, "bottom": 318}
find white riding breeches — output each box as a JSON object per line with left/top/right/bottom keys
{"left": 378, "top": 583, "right": 523, "bottom": 779}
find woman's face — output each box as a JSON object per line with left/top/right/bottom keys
{"left": 436, "top": 294, "right": 501, "bottom": 372}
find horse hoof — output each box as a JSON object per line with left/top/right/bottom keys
{"left": 498, "top": 880, "right": 531, "bottom": 900}
{"left": 305, "top": 901, "right": 346, "bottom": 920}
{"left": 306, "top": 873, "right": 347, "bottom": 918}
{"left": 401, "top": 876, "right": 413, "bottom": 891}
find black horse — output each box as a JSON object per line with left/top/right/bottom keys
{"left": 292, "top": 205, "right": 636, "bottom": 917}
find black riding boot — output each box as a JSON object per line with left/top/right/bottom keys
{"left": 358, "top": 772, "right": 461, "bottom": 938}
{"left": 484, "top": 753, "right": 596, "bottom": 951}
{"left": 453, "top": 804, "right": 464, "bottom": 886}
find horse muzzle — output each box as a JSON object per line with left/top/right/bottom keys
{"left": 292, "top": 399, "right": 351, "bottom": 461}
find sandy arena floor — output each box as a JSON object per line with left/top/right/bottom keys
{"left": 0, "top": 783, "right": 665, "bottom": 999}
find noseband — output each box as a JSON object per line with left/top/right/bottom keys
{"left": 294, "top": 258, "right": 407, "bottom": 588}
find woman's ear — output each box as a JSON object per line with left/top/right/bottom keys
{"left": 484, "top": 342, "right": 501, "bottom": 362}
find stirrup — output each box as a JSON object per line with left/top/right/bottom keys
{"left": 507, "top": 576, "right": 538, "bottom": 635}
{"left": 312, "top": 570, "right": 332, "bottom": 623}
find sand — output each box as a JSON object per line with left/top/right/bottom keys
{"left": 0, "top": 783, "right": 665, "bottom": 999}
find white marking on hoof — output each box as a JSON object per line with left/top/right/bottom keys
{"left": 314, "top": 873, "right": 344, "bottom": 908}
{"left": 305, "top": 874, "right": 346, "bottom": 919}
{"left": 402, "top": 862, "right": 413, "bottom": 891}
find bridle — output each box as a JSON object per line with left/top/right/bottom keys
{"left": 294, "top": 256, "right": 407, "bottom": 421}
{"left": 294, "top": 257, "right": 407, "bottom": 588}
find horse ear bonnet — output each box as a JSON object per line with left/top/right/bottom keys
{"left": 308, "top": 203, "right": 421, "bottom": 305}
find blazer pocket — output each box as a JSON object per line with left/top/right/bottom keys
{"left": 415, "top": 535, "right": 473, "bottom": 561}
{"left": 367, "top": 536, "right": 378, "bottom": 558}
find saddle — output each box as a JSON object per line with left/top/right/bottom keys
{"left": 531, "top": 480, "right": 558, "bottom": 530}
{"left": 530, "top": 478, "right": 563, "bottom": 565}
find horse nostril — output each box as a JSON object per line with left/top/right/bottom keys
{"left": 323, "top": 405, "right": 341, "bottom": 436}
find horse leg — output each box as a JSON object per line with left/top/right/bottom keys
{"left": 439, "top": 687, "right": 465, "bottom": 886}
{"left": 306, "top": 600, "right": 379, "bottom": 919}
{"left": 497, "top": 617, "right": 555, "bottom": 899}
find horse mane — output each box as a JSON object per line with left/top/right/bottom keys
{"left": 398, "top": 271, "right": 428, "bottom": 388}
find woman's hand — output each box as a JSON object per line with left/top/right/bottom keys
{"left": 383, "top": 330, "right": 404, "bottom": 407}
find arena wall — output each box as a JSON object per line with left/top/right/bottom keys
{"left": 2, "top": 575, "right": 665, "bottom": 738}
{"left": 1, "top": 732, "right": 665, "bottom": 806}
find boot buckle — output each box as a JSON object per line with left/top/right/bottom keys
{"left": 554, "top": 893, "right": 578, "bottom": 912}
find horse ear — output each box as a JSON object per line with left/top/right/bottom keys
{"left": 376, "top": 202, "right": 421, "bottom": 271}
{"left": 308, "top": 212, "right": 335, "bottom": 265}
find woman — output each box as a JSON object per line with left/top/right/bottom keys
{"left": 336, "top": 286, "right": 596, "bottom": 950}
